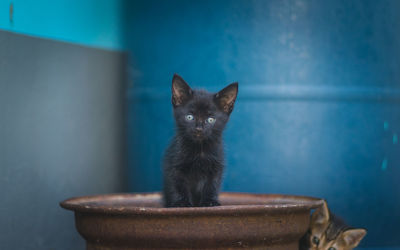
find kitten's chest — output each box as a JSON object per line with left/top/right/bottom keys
{"left": 184, "top": 151, "right": 222, "bottom": 170}
{"left": 171, "top": 140, "right": 224, "bottom": 174}
{"left": 174, "top": 152, "right": 221, "bottom": 183}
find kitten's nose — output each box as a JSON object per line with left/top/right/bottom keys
{"left": 195, "top": 127, "right": 203, "bottom": 132}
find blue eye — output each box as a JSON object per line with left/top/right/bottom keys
{"left": 207, "top": 117, "right": 216, "bottom": 124}
{"left": 312, "top": 236, "right": 319, "bottom": 246}
{"left": 328, "top": 248, "right": 336, "bottom": 250}
{"left": 185, "top": 114, "right": 194, "bottom": 121}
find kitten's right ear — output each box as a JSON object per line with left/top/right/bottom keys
{"left": 311, "top": 200, "right": 330, "bottom": 226}
{"left": 172, "top": 74, "right": 193, "bottom": 107}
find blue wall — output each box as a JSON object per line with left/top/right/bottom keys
{"left": 125, "top": 0, "right": 400, "bottom": 247}
{"left": 0, "top": 0, "right": 124, "bottom": 50}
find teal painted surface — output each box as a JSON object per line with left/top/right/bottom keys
{"left": 0, "top": 0, "right": 123, "bottom": 50}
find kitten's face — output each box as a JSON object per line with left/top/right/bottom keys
{"left": 308, "top": 201, "right": 367, "bottom": 250}
{"left": 310, "top": 229, "right": 367, "bottom": 250}
{"left": 171, "top": 74, "right": 238, "bottom": 142}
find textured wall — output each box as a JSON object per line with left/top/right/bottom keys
{"left": 125, "top": 0, "right": 400, "bottom": 247}
{"left": 0, "top": 31, "right": 127, "bottom": 249}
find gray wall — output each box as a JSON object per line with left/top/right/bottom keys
{"left": 0, "top": 31, "right": 127, "bottom": 249}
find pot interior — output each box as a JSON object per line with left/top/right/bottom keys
{"left": 61, "top": 192, "right": 323, "bottom": 212}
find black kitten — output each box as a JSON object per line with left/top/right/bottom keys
{"left": 162, "top": 74, "right": 238, "bottom": 207}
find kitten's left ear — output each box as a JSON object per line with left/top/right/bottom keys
{"left": 339, "top": 228, "right": 367, "bottom": 248}
{"left": 215, "top": 82, "right": 238, "bottom": 114}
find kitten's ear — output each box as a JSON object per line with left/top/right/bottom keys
{"left": 215, "top": 82, "right": 238, "bottom": 114}
{"left": 172, "top": 74, "right": 193, "bottom": 107}
{"left": 338, "top": 228, "right": 367, "bottom": 248}
{"left": 311, "top": 200, "right": 330, "bottom": 226}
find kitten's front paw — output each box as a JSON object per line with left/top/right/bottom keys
{"left": 170, "top": 200, "right": 192, "bottom": 207}
{"left": 201, "top": 200, "right": 221, "bottom": 207}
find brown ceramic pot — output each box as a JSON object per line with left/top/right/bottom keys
{"left": 60, "top": 192, "right": 323, "bottom": 250}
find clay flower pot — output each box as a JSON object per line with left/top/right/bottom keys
{"left": 60, "top": 192, "right": 322, "bottom": 250}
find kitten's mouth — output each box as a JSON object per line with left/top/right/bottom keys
{"left": 193, "top": 132, "right": 204, "bottom": 139}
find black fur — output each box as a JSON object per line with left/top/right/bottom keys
{"left": 162, "top": 74, "right": 238, "bottom": 207}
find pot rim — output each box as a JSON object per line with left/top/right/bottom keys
{"left": 60, "top": 192, "right": 324, "bottom": 216}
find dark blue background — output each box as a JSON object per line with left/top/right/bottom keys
{"left": 124, "top": 0, "right": 400, "bottom": 247}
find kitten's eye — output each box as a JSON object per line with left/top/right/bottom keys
{"left": 185, "top": 114, "right": 194, "bottom": 121}
{"left": 207, "top": 117, "right": 216, "bottom": 124}
{"left": 328, "top": 248, "right": 336, "bottom": 250}
{"left": 312, "top": 236, "right": 320, "bottom": 246}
